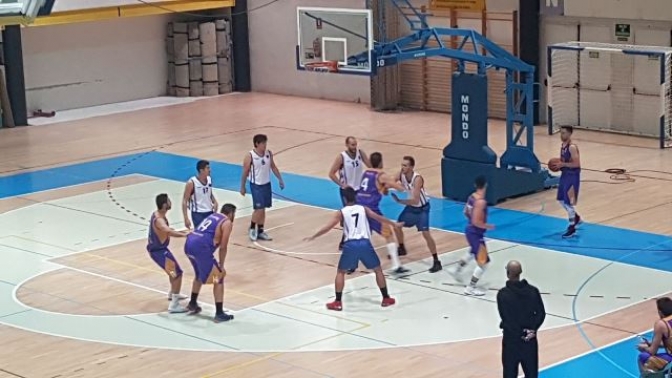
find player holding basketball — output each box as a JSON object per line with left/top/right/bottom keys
{"left": 356, "top": 152, "right": 409, "bottom": 274}
{"left": 147, "top": 194, "right": 189, "bottom": 313}
{"left": 391, "top": 156, "right": 442, "bottom": 273}
{"left": 240, "top": 134, "right": 285, "bottom": 241}
{"left": 556, "top": 126, "right": 582, "bottom": 238}
{"left": 451, "top": 176, "right": 494, "bottom": 296}
{"left": 305, "top": 187, "right": 397, "bottom": 311}
{"left": 184, "top": 203, "right": 237, "bottom": 323}
{"left": 182, "top": 160, "right": 219, "bottom": 230}
{"left": 328, "top": 136, "right": 371, "bottom": 250}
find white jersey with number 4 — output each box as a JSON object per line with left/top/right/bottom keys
{"left": 341, "top": 205, "right": 371, "bottom": 241}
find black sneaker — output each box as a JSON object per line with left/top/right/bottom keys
{"left": 428, "top": 260, "right": 443, "bottom": 273}
{"left": 187, "top": 303, "right": 202, "bottom": 315}
{"left": 562, "top": 226, "right": 577, "bottom": 239}
{"left": 393, "top": 266, "right": 411, "bottom": 274}
{"left": 214, "top": 312, "right": 234, "bottom": 323}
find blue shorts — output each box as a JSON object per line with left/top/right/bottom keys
{"left": 148, "top": 248, "right": 183, "bottom": 278}
{"left": 398, "top": 203, "right": 430, "bottom": 231}
{"left": 250, "top": 183, "right": 272, "bottom": 210}
{"left": 557, "top": 173, "right": 580, "bottom": 205}
{"left": 338, "top": 239, "right": 381, "bottom": 271}
{"left": 191, "top": 211, "right": 213, "bottom": 229}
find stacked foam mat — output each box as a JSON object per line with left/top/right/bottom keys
{"left": 167, "top": 19, "right": 233, "bottom": 97}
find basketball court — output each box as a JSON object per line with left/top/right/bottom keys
{"left": 1, "top": 1, "right": 672, "bottom": 377}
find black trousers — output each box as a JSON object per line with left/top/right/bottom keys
{"left": 502, "top": 337, "right": 539, "bottom": 378}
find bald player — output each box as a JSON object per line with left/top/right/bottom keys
{"left": 329, "top": 136, "right": 371, "bottom": 250}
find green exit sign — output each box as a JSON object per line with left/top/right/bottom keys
{"left": 615, "top": 23, "right": 631, "bottom": 38}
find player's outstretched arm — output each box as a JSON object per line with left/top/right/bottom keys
{"left": 380, "top": 172, "right": 405, "bottom": 192}
{"left": 391, "top": 176, "right": 422, "bottom": 206}
{"left": 305, "top": 211, "right": 342, "bottom": 241}
{"left": 364, "top": 207, "right": 403, "bottom": 228}
{"left": 181, "top": 180, "right": 194, "bottom": 229}
{"left": 240, "top": 153, "right": 252, "bottom": 196}
{"left": 156, "top": 217, "right": 189, "bottom": 237}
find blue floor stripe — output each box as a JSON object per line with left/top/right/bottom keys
{"left": 2, "top": 150, "right": 670, "bottom": 376}
{"left": 2, "top": 151, "right": 671, "bottom": 272}
{"left": 541, "top": 333, "right": 648, "bottom": 378}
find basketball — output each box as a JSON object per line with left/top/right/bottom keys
{"left": 547, "top": 158, "right": 562, "bottom": 172}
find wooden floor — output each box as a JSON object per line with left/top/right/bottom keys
{"left": 0, "top": 92, "right": 671, "bottom": 377}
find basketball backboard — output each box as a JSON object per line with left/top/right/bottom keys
{"left": 296, "top": 7, "right": 373, "bottom": 75}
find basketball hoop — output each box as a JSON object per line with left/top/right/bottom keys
{"left": 304, "top": 61, "right": 339, "bottom": 73}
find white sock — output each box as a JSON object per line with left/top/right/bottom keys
{"left": 559, "top": 201, "right": 576, "bottom": 225}
{"left": 169, "top": 293, "right": 180, "bottom": 307}
{"left": 386, "top": 242, "right": 401, "bottom": 269}
{"left": 470, "top": 265, "right": 487, "bottom": 287}
{"left": 457, "top": 253, "right": 473, "bottom": 272}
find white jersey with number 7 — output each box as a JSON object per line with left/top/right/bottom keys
{"left": 340, "top": 205, "right": 372, "bottom": 241}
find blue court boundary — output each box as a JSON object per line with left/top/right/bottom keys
{"left": 1, "top": 150, "right": 670, "bottom": 377}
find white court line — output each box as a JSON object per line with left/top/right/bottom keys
{"left": 5, "top": 178, "right": 670, "bottom": 356}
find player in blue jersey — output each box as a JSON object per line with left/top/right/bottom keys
{"left": 184, "top": 203, "right": 237, "bottom": 323}
{"left": 305, "top": 187, "right": 398, "bottom": 311}
{"left": 556, "top": 126, "right": 582, "bottom": 238}
{"left": 451, "top": 176, "right": 495, "bottom": 296}
{"left": 147, "top": 194, "right": 190, "bottom": 313}
{"left": 356, "top": 152, "right": 409, "bottom": 274}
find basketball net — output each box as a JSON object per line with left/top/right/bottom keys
{"left": 304, "top": 61, "right": 339, "bottom": 73}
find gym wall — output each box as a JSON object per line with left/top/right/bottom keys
{"left": 398, "top": 0, "right": 518, "bottom": 119}
{"left": 22, "top": 15, "right": 173, "bottom": 112}
{"left": 248, "top": 0, "right": 370, "bottom": 104}
{"left": 539, "top": 0, "right": 672, "bottom": 122}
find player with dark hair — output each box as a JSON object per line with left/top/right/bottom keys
{"left": 356, "top": 152, "right": 409, "bottom": 274}
{"left": 451, "top": 176, "right": 495, "bottom": 296}
{"left": 147, "top": 194, "right": 189, "bottom": 313}
{"left": 182, "top": 160, "right": 218, "bottom": 230}
{"left": 184, "top": 203, "right": 237, "bottom": 323}
{"left": 305, "top": 187, "right": 397, "bottom": 311}
{"left": 240, "top": 134, "right": 285, "bottom": 241}
{"left": 391, "top": 156, "right": 442, "bottom": 273}
{"left": 329, "top": 136, "right": 371, "bottom": 250}
{"left": 556, "top": 126, "right": 582, "bottom": 238}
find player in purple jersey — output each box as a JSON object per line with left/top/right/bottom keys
{"left": 450, "top": 176, "right": 494, "bottom": 296}
{"left": 147, "top": 194, "right": 190, "bottom": 313}
{"left": 356, "top": 152, "right": 409, "bottom": 274}
{"left": 184, "top": 203, "right": 237, "bottom": 323}
{"left": 556, "top": 126, "right": 582, "bottom": 238}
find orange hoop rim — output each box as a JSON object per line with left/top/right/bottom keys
{"left": 304, "top": 60, "right": 339, "bottom": 73}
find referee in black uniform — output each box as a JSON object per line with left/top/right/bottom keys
{"left": 497, "top": 260, "right": 546, "bottom": 378}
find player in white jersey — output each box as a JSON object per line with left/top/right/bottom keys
{"left": 240, "top": 134, "right": 285, "bottom": 241}
{"left": 391, "top": 156, "right": 442, "bottom": 273}
{"left": 182, "top": 160, "right": 219, "bottom": 230}
{"left": 305, "top": 187, "right": 397, "bottom": 311}
{"left": 328, "top": 136, "right": 371, "bottom": 251}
